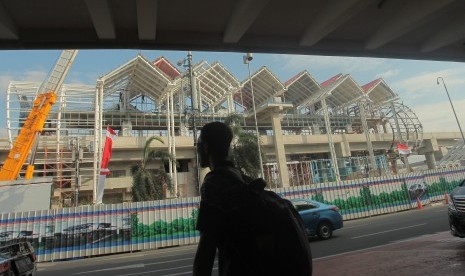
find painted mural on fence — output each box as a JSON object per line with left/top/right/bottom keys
{"left": 0, "top": 167, "right": 464, "bottom": 262}
{"left": 0, "top": 200, "right": 200, "bottom": 261}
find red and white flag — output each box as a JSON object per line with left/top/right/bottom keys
{"left": 397, "top": 143, "right": 411, "bottom": 155}
{"left": 96, "top": 127, "right": 117, "bottom": 204}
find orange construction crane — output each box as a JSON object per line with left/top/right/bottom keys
{"left": 0, "top": 50, "right": 78, "bottom": 181}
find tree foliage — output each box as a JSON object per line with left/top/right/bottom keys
{"left": 224, "top": 114, "right": 263, "bottom": 178}
{"left": 131, "top": 136, "right": 173, "bottom": 202}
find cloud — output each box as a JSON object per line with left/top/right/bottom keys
{"left": 0, "top": 74, "right": 12, "bottom": 97}
{"left": 0, "top": 70, "right": 48, "bottom": 132}
{"left": 272, "top": 54, "right": 387, "bottom": 74}
{"left": 375, "top": 69, "right": 400, "bottom": 79}
{"left": 0, "top": 70, "right": 47, "bottom": 95}
{"left": 413, "top": 99, "right": 465, "bottom": 132}
{"left": 0, "top": 128, "right": 6, "bottom": 138}
{"left": 391, "top": 67, "right": 465, "bottom": 101}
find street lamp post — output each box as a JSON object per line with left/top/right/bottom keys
{"left": 437, "top": 77, "right": 465, "bottom": 142}
{"left": 243, "top": 53, "right": 265, "bottom": 178}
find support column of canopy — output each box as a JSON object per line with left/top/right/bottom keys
{"left": 93, "top": 79, "right": 103, "bottom": 204}
{"left": 271, "top": 110, "right": 290, "bottom": 187}
{"left": 169, "top": 89, "right": 178, "bottom": 197}
{"left": 227, "top": 94, "right": 235, "bottom": 113}
{"left": 359, "top": 101, "right": 377, "bottom": 172}
{"left": 321, "top": 98, "right": 341, "bottom": 181}
{"left": 166, "top": 91, "right": 173, "bottom": 197}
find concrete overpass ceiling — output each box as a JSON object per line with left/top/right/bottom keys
{"left": 1, "top": 0, "right": 465, "bottom": 61}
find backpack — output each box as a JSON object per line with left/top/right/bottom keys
{"left": 211, "top": 167, "right": 313, "bottom": 276}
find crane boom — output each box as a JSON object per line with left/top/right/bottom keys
{"left": 0, "top": 50, "right": 78, "bottom": 181}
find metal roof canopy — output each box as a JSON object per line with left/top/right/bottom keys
{"left": 298, "top": 74, "right": 367, "bottom": 111}
{"left": 281, "top": 70, "right": 321, "bottom": 109}
{"left": 170, "top": 60, "right": 241, "bottom": 109}
{"left": 101, "top": 55, "right": 172, "bottom": 104}
{"left": 2, "top": 0, "right": 465, "bottom": 62}
{"left": 196, "top": 61, "right": 241, "bottom": 109}
{"left": 362, "top": 79, "right": 398, "bottom": 106}
{"left": 237, "top": 66, "right": 284, "bottom": 111}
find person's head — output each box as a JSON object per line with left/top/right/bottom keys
{"left": 197, "top": 122, "right": 233, "bottom": 169}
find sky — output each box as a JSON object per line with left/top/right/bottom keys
{"left": 1, "top": 49, "right": 465, "bottom": 138}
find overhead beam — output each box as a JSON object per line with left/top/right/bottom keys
{"left": 223, "top": 0, "right": 271, "bottom": 43}
{"left": 421, "top": 16, "right": 465, "bottom": 52}
{"left": 85, "top": 0, "right": 116, "bottom": 39}
{"left": 0, "top": 2, "right": 18, "bottom": 39}
{"left": 300, "top": 0, "right": 371, "bottom": 47}
{"left": 365, "top": 0, "right": 454, "bottom": 50}
{"left": 137, "top": 0, "right": 158, "bottom": 41}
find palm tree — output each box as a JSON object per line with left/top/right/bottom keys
{"left": 131, "top": 136, "right": 173, "bottom": 202}
{"left": 224, "top": 114, "right": 263, "bottom": 178}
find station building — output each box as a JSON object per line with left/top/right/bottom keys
{"left": 0, "top": 54, "right": 458, "bottom": 206}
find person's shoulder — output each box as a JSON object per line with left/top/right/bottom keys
{"left": 202, "top": 166, "right": 242, "bottom": 191}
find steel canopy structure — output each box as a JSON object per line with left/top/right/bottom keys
{"left": 5, "top": 54, "right": 426, "bottom": 200}
{"left": 362, "top": 79, "right": 398, "bottom": 106}
{"left": 237, "top": 66, "right": 285, "bottom": 113}
{"left": 281, "top": 71, "right": 321, "bottom": 112}
{"left": 101, "top": 55, "right": 172, "bottom": 104}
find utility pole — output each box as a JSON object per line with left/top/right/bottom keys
{"left": 179, "top": 52, "right": 201, "bottom": 190}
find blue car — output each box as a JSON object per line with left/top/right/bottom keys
{"left": 290, "top": 199, "right": 343, "bottom": 239}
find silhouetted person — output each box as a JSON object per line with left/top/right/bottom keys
{"left": 194, "top": 121, "right": 242, "bottom": 276}
{"left": 193, "top": 122, "right": 312, "bottom": 276}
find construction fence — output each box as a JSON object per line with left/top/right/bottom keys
{"left": 0, "top": 166, "right": 464, "bottom": 262}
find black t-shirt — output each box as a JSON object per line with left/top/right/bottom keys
{"left": 196, "top": 164, "right": 258, "bottom": 276}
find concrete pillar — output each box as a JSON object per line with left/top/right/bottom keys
{"left": 425, "top": 152, "right": 436, "bottom": 169}
{"left": 227, "top": 94, "right": 234, "bottom": 113}
{"left": 321, "top": 99, "right": 341, "bottom": 181}
{"left": 359, "top": 101, "right": 377, "bottom": 170}
{"left": 335, "top": 134, "right": 351, "bottom": 158}
{"left": 345, "top": 123, "right": 353, "bottom": 134}
{"left": 271, "top": 112, "right": 290, "bottom": 187}
{"left": 312, "top": 123, "right": 321, "bottom": 135}
{"left": 434, "top": 146, "right": 448, "bottom": 162}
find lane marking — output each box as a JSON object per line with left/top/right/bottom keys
{"left": 313, "top": 230, "right": 449, "bottom": 261}
{"left": 73, "top": 257, "right": 195, "bottom": 275}
{"left": 116, "top": 261, "right": 218, "bottom": 276}
{"left": 74, "top": 264, "right": 145, "bottom": 274}
{"left": 115, "top": 264, "right": 193, "bottom": 276}
{"left": 343, "top": 224, "right": 369, "bottom": 229}
{"left": 160, "top": 267, "right": 218, "bottom": 276}
{"left": 144, "top": 257, "right": 194, "bottom": 266}
{"left": 350, "top": 223, "right": 427, "bottom": 239}
{"left": 47, "top": 247, "right": 197, "bottom": 268}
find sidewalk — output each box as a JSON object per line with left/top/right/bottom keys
{"left": 313, "top": 231, "right": 465, "bottom": 275}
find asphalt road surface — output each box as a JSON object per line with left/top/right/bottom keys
{"left": 38, "top": 204, "right": 451, "bottom": 276}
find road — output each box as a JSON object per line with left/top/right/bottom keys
{"left": 38, "top": 204, "right": 451, "bottom": 276}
